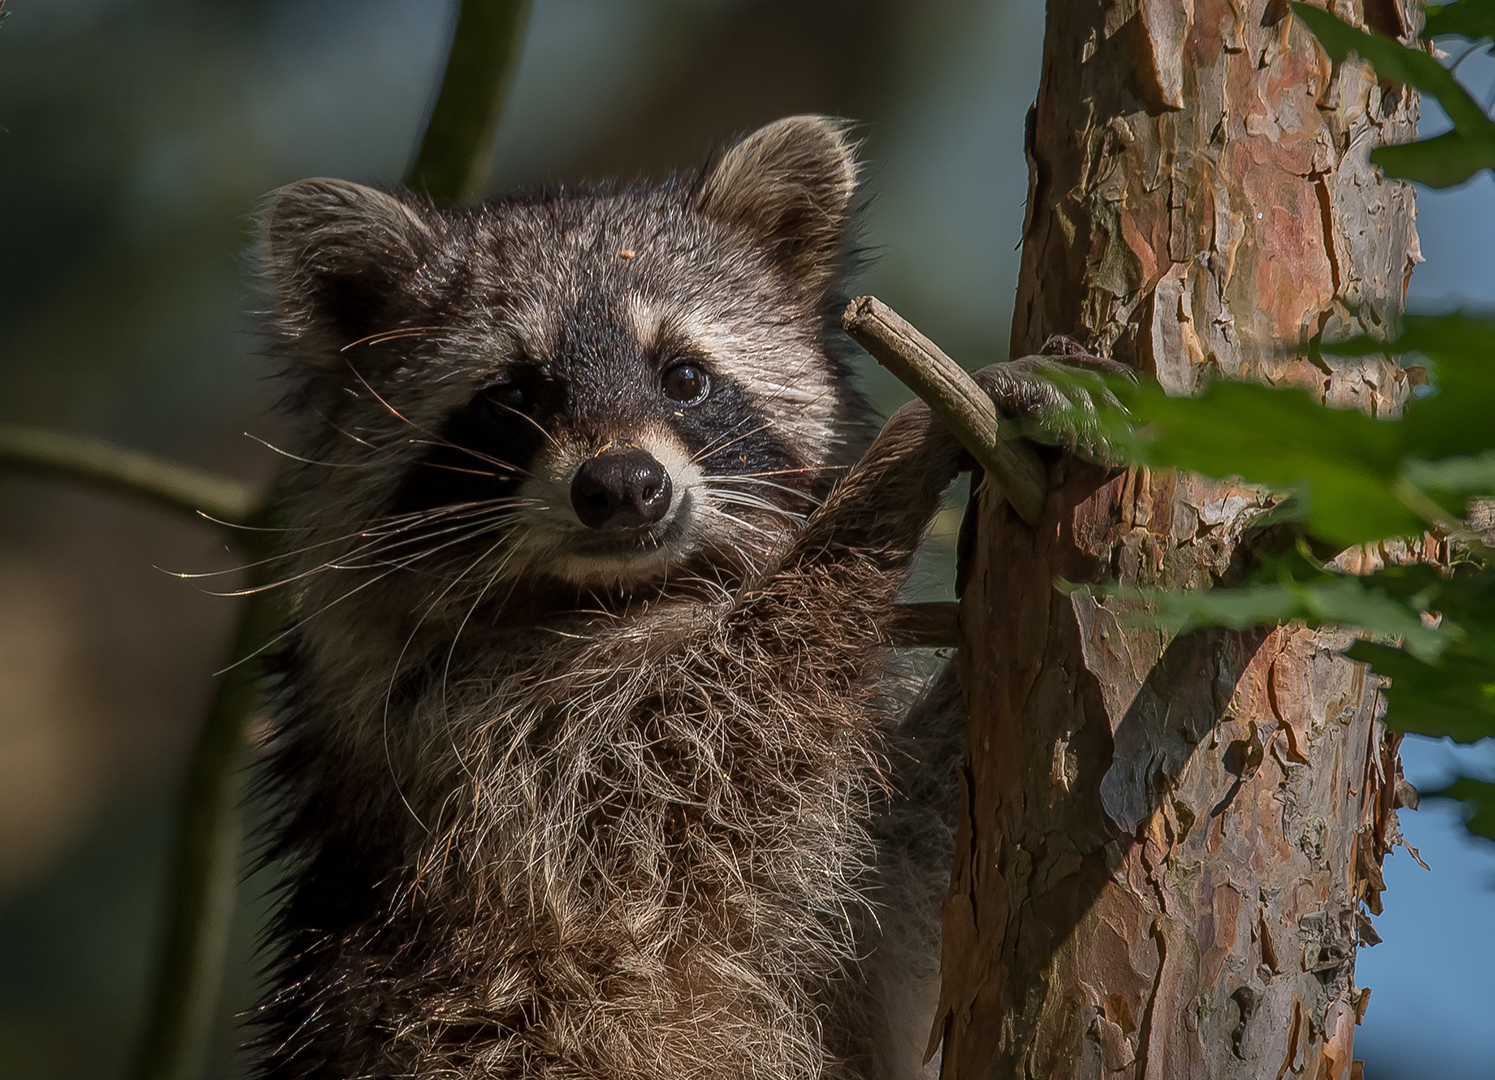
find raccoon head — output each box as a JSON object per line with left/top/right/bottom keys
{"left": 260, "top": 116, "right": 869, "bottom": 596}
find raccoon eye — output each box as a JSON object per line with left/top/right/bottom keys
{"left": 661, "top": 362, "right": 710, "bottom": 405}
{"left": 488, "top": 383, "right": 530, "bottom": 414}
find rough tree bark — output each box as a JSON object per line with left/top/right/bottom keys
{"left": 933, "top": 1, "right": 1424, "bottom": 1077}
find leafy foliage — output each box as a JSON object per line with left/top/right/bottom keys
{"left": 1423, "top": 0, "right": 1495, "bottom": 48}
{"left": 1093, "top": 312, "right": 1495, "bottom": 836}
{"left": 1290, "top": 2, "right": 1495, "bottom": 186}
{"left": 1077, "top": 2, "right": 1495, "bottom": 840}
{"left": 1425, "top": 777, "right": 1495, "bottom": 838}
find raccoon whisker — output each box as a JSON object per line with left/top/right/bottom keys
{"left": 171, "top": 501, "right": 534, "bottom": 582}
{"left": 339, "top": 325, "right": 445, "bottom": 352}
{"left": 405, "top": 457, "right": 517, "bottom": 480}
{"left": 201, "top": 509, "right": 519, "bottom": 596}
{"left": 699, "top": 505, "right": 775, "bottom": 539}
{"left": 706, "top": 476, "right": 824, "bottom": 507}
{"left": 184, "top": 511, "right": 299, "bottom": 533}
{"left": 708, "top": 485, "right": 819, "bottom": 512}
{"left": 402, "top": 431, "right": 536, "bottom": 479}
{"left": 380, "top": 538, "right": 520, "bottom": 808}
{"left": 304, "top": 508, "right": 520, "bottom": 601}
{"left": 364, "top": 497, "right": 542, "bottom": 530}
{"left": 711, "top": 463, "right": 831, "bottom": 478}
{"left": 491, "top": 400, "right": 562, "bottom": 452}
{"left": 243, "top": 431, "right": 371, "bottom": 469}
{"left": 212, "top": 560, "right": 414, "bottom": 677}
{"left": 406, "top": 446, "right": 533, "bottom": 482}
{"left": 704, "top": 489, "right": 791, "bottom": 514}
{"left": 316, "top": 410, "right": 380, "bottom": 451}
{"left": 360, "top": 327, "right": 440, "bottom": 348}
{"left": 706, "top": 490, "right": 810, "bottom": 522}
{"left": 167, "top": 515, "right": 464, "bottom": 580}
{"left": 686, "top": 427, "right": 757, "bottom": 467}
{"left": 342, "top": 365, "right": 532, "bottom": 481}
{"left": 689, "top": 421, "right": 778, "bottom": 465}
{"left": 437, "top": 545, "right": 523, "bottom": 777}
{"left": 184, "top": 488, "right": 519, "bottom": 559}
{"left": 379, "top": 676, "right": 433, "bottom": 835}
{"left": 720, "top": 465, "right": 848, "bottom": 480}
{"left": 368, "top": 521, "right": 525, "bottom": 583}
{"left": 346, "top": 362, "right": 431, "bottom": 435}
{"left": 320, "top": 510, "right": 524, "bottom": 573}
{"left": 324, "top": 495, "right": 541, "bottom": 533}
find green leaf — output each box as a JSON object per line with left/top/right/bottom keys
{"left": 1326, "top": 314, "right": 1495, "bottom": 460}
{"left": 1423, "top": 777, "right": 1495, "bottom": 842}
{"left": 1346, "top": 641, "right": 1495, "bottom": 741}
{"left": 1108, "top": 377, "right": 1423, "bottom": 546}
{"left": 1089, "top": 310, "right": 1495, "bottom": 545}
{"left": 1324, "top": 313, "right": 1495, "bottom": 367}
{"left": 1372, "top": 131, "right": 1495, "bottom": 188}
{"left": 1292, "top": 3, "right": 1493, "bottom": 130}
{"left": 1401, "top": 450, "right": 1495, "bottom": 495}
{"left": 1423, "top": 0, "right": 1495, "bottom": 43}
{"left": 1108, "top": 575, "right": 1453, "bottom": 662}
{"left": 1292, "top": 2, "right": 1495, "bottom": 186}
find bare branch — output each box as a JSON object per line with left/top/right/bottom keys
{"left": 0, "top": 424, "right": 260, "bottom": 526}
{"left": 841, "top": 295, "right": 1047, "bottom": 527}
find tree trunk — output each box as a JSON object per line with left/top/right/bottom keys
{"left": 934, "top": 1, "right": 1422, "bottom": 1077}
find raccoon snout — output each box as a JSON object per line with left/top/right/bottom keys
{"left": 570, "top": 447, "right": 674, "bottom": 530}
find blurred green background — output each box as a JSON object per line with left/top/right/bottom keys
{"left": 0, "top": 2, "right": 1491, "bottom": 1078}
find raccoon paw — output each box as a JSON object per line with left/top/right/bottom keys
{"left": 972, "top": 350, "right": 1133, "bottom": 464}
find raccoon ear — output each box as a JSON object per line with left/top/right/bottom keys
{"left": 258, "top": 178, "right": 436, "bottom": 365}
{"left": 695, "top": 115, "right": 859, "bottom": 299}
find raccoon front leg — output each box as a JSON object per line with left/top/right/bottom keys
{"left": 745, "top": 359, "right": 1109, "bottom": 1079}
{"left": 786, "top": 360, "right": 1102, "bottom": 582}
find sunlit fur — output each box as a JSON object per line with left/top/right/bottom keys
{"left": 247, "top": 116, "right": 1086, "bottom": 1080}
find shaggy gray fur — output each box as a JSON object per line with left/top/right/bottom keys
{"left": 249, "top": 115, "right": 1097, "bottom": 1080}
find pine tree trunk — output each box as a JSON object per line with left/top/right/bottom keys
{"left": 934, "top": 1, "right": 1422, "bottom": 1077}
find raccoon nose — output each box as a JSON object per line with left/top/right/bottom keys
{"left": 570, "top": 447, "right": 673, "bottom": 530}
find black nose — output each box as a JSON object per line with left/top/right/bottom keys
{"left": 570, "top": 447, "right": 673, "bottom": 530}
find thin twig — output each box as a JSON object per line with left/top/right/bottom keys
{"left": 0, "top": 424, "right": 258, "bottom": 526}
{"left": 842, "top": 295, "right": 1047, "bottom": 527}
{"left": 406, "top": 0, "right": 533, "bottom": 201}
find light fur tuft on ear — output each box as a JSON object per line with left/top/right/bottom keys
{"left": 695, "top": 115, "right": 859, "bottom": 300}
{"left": 258, "top": 178, "right": 436, "bottom": 365}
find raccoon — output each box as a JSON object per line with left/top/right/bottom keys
{"left": 251, "top": 115, "right": 1093, "bottom": 1080}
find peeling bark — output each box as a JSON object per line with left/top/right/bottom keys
{"left": 935, "top": 1, "right": 1423, "bottom": 1077}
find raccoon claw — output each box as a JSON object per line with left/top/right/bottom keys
{"left": 972, "top": 352, "right": 1132, "bottom": 465}
{"left": 1039, "top": 333, "right": 1091, "bottom": 359}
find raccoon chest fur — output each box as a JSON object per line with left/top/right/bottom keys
{"left": 273, "top": 595, "right": 889, "bottom": 1074}
{"left": 253, "top": 116, "right": 979, "bottom": 1080}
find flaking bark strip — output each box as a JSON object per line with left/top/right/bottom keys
{"left": 941, "top": 0, "right": 1421, "bottom": 1076}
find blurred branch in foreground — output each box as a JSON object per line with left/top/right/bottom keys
{"left": 0, "top": 424, "right": 257, "bottom": 526}
{"left": 406, "top": 0, "right": 533, "bottom": 201}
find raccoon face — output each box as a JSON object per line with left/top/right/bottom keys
{"left": 260, "top": 116, "right": 869, "bottom": 592}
